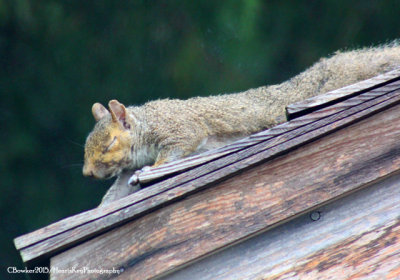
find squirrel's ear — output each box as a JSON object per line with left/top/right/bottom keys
{"left": 92, "top": 103, "right": 110, "bottom": 121}
{"left": 108, "top": 99, "right": 130, "bottom": 129}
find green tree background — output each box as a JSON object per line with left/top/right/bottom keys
{"left": 1, "top": 0, "right": 399, "bottom": 278}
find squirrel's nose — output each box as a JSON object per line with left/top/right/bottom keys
{"left": 82, "top": 164, "right": 94, "bottom": 177}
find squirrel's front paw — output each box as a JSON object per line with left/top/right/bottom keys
{"left": 128, "top": 166, "right": 151, "bottom": 185}
{"left": 141, "top": 166, "right": 152, "bottom": 172}
{"left": 128, "top": 171, "right": 141, "bottom": 185}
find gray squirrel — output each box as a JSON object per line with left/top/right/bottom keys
{"left": 82, "top": 42, "right": 400, "bottom": 205}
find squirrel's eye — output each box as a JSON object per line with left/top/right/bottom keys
{"left": 104, "top": 136, "right": 117, "bottom": 153}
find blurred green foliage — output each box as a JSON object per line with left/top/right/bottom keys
{"left": 1, "top": 0, "right": 400, "bottom": 278}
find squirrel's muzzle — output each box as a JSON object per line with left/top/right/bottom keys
{"left": 83, "top": 164, "right": 95, "bottom": 178}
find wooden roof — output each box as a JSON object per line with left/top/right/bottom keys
{"left": 14, "top": 68, "right": 400, "bottom": 279}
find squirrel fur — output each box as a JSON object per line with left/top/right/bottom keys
{"left": 83, "top": 43, "right": 400, "bottom": 204}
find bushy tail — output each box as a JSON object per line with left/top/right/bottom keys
{"left": 284, "top": 42, "right": 400, "bottom": 102}
{"left": 245, "top": 42, "right": 400, "bottom": 127}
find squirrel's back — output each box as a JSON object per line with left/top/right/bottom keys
{"left": 145, "top": 42, "right": 400, "bottom": 136}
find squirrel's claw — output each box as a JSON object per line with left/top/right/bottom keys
{"left": 128, "top": 166, "right": 151, "bottom": 185}
{"left": 128, "top": 171, "right": 140, "bottom": 185}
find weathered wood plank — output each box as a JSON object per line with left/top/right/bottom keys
{"left": 164, "top": 172, "right": 400, "bottom": 280}
{"left": 50, "top": 103, "right": 400, "bottom": 279}
{"left": 286, "top": 67, "right": 400, "bottom": 119}
{"left": 15, "top": 83, "right": 400, "bottom": 265}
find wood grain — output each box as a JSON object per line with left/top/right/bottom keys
{"left": 164, "top": 172, "right": 400, "bottom": 280}
{"left": 50, "top": 103, "right": 400, "bottom": 279}
{"left": 15, "top": 82, "right": 400, "bottom": 265}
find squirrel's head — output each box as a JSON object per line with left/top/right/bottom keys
{"left": 83, "top": 100, "right": 134, "bottom": 179}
